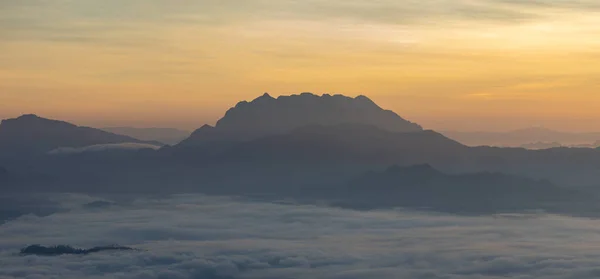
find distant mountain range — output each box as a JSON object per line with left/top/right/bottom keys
{"left": 101, "top": 127, "right": 190, "bottom": 145}
{"left": 178, "top": 124, "right": 466, "bottom": 165}
{"left": 443, "top": 128, "right": 600, "bottom": 147}
{"left": 517, "top": 141, "right": 600, "bottom": 149}
{"left": 573, "top": 140, "right": 600, "bottom": 149}
{"left": 0, "top": 114, "right": 161, "bottom": 157}
{"left": 178, "top": 93, "right": 421, "bottom": 147}
{"left": 164, "top": 93, "right": 600, "bottom": 187}
{"left": 3, "top": 93, "right": 600, "bottom": 217}
{"left": 320, "top": 164, "right": 584, "bottom": 214}
{"left": 518, "top": 141, "right": 563, "bottom": 150}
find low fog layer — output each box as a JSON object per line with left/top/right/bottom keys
{"left": 48, "top": 143, "right": 161, "bottom": 155}
{"left": 101, "top": 127, "right": 191, "bottom": 145}
{"left": 2, "top": 194, "right": 600, "bottom": 279}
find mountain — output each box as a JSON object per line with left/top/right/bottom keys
{"left": 102, "top": 127, "right": 190, "bottom": 145}
{"left": 323, "top": 164, "right": 584, "bottom": 214}
{"left": 0, "top": 114, "right": 161, "bottom": 156}
{"left": 167, "top": 121, "right": 600, "bottom": 188}
{"left": 0, "top": 166, "right": 8, "bottom": 182}
{"left": 443, "top": 127, "right": 600, "bottom": 147}
{"left": 3, "top": 95, "right": 600, "bottom": 196}
{"left": 0, "top": 166, "right": 21, "bottom": 191}
{"left": 519, "top": 141, "right": 562, "bottom": 150}
{"left": 207, "top": 124, "right": 465, "bottom": 164}
{"left": 572, "top": 140, "right": 600, "bottom": 148}
{"left": 178, "top": 93, "right": 422, "bottom": 147}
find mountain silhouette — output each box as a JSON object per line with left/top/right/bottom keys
{"left": 102, "top": 127, "right": 190, "bottom": 145}
{"left": 443, "top": 127, "right": 600, "bottom": 147}
{"left": 178, "top": 93, "right": 422, "bottom": 147}
{"left": 208, "top": 124, "right": 465, "bottom": 164}
{"left": 571, "top": 140, "right": 600, "bottom": 148}
{"left": 165, "top": 119, "right": 600, "bottom": 188}
{"left": 325, "top": 164, "right": 582, "bottom": 213}
{"left": 0, "top": 166, "right": 24, "bottom": 192}
{"left": 519, "top": 141, "right": 563, "bottom": 150}
{"left": 0, "top": 114, "right": 160, "bottom": 156}
{"left": 2, "top": 95, "right": 600, "bottom": 199}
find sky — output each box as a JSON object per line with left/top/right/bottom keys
{"left": 1, "top": 0, "right": 599, "bottom": 131}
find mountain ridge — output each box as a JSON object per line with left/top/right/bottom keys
{"left": 443, "top": 127, "right": 600, "bottom": 147}
{"left": 0, "top": 114, "right": 161, "bottom": 156}
{"left": 169, "top": 123, "right": 466, "bottom": 166}
{"left": 178, "top": 93, "right": 422, "bottom": 147}
{"left": 324, "top": 164, "right": 582, "bottom": 213}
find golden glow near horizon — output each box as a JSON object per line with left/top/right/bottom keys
{"left": 1, "top": 0, "right": 599, "bottom": 131}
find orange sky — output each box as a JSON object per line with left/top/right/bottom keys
{"left": 1, "top": 0, "right": 599, "bottom": 131}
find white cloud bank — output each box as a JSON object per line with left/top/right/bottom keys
{"left": 1, "top": 194, "right": 600, "bottom": 278}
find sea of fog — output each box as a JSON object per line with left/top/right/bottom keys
{"left": 1, "top": 193, "right": 600, "bottom": 279}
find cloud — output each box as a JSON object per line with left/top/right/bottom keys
{"left": 1, "top": 194, "right": 600, "bottom": 278}
{"left": 491, "top": 0, "right": 600, "bottom": 10}
{"left": 2, "top": 0, "right": 599, "bottom": 47}
{"left": 47, "top": 143, "right": 160, "bottom": 155}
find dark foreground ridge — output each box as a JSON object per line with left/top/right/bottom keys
{"left": 20, "top": 244, "right": 136, "bottom": 256}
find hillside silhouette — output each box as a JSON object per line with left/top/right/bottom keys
{"left": 195, "top": 124, "right": 465, "bottom": 165}
{"left": 2, "top": 93, "right": 600, "bottom": 217}
{"left": 322, "top": 164, "right": 582, "bottom": 214}
{"left": 178, "top": 93, "right": 422, "bottom": 147}
{"left": 519, "top": 142, "right": 563, "bottom": 149}
{"left": 0, "top": 114, "right": 160, "bottom": 156}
